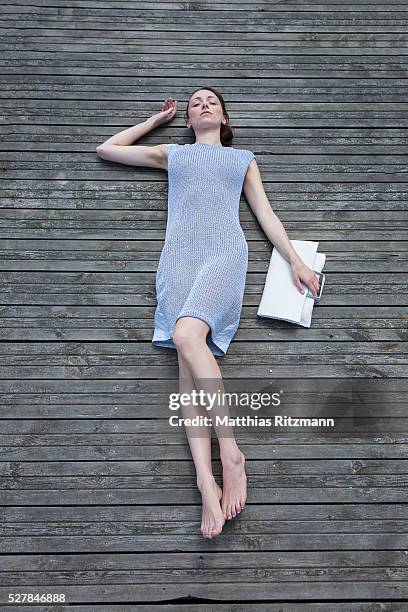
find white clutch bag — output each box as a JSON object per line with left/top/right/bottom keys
{"left": 257, "top": 240, "right": 326, "bottom": 328}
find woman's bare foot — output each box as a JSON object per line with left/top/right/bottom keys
{"left": 220, "top": 447, "right": 247, "bottom": 519}
{"left": 197, "top": 475, "right": 225, "bottom": 539}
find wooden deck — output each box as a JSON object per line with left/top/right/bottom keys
{"left": 1, "top": 0, "right": 407, "bottom": 609}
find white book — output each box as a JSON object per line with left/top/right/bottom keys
{"left": 257, "top": 240, "right": 326, "bottom": 328}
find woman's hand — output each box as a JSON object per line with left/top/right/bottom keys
{"left": 149, "top": 97, "right": 179, "bottom": 128}
{"left": 291, "top": 260, "right": 321, "bottom": 297}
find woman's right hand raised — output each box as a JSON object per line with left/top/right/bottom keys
{"left": 150, "top": 97, "right": 179, "bottom": 127}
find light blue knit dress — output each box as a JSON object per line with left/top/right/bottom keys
{"left": 152, "top": 142, "right": 255, "bottom": 356}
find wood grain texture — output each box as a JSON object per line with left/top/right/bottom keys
{"left": 1, "top": 0, "right": 407, "bottom": 607}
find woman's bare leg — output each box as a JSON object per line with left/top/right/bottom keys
{"left": 173, "top": 317, "right": 247, "bottom": 524}
{"left": 175, "top": 321, "right": 224, "bottom": 539}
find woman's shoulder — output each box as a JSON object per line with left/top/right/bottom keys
{"left": 166, "top": 143, "right": 255, "bottom": 160}
{"left": 166, "top": 143, "right": 181, "bottom": 154}
{"left": 235, "top": 147, "right": 256, "bottom": 163}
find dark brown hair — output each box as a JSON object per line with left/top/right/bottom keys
{"left": 184, "top": 86, "right": 234, "bottom": 147}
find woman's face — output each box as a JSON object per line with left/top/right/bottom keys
{"left": 187, "top": 90, "right": 225, "bottom": 129}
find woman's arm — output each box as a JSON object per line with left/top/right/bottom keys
{"left": 243, "top": 160, "right": 320, "bottom": 297}
{"left": 96, "top": 98, "right": 178, "bottom": 170}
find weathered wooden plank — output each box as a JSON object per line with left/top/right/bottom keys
{"left": 4, "top": 352, "right": 404, "bottom": 368}
{"left": 2, "top": 63, "right": 408, "bottom": 84}
{"left": 0, "top": 383, "right": 404, "bottom": 401}
{"left": 1, "top": 275, "right": 407, "bottom": 296}
{"left": 0, "top": 605, "right": 403, "bottom": 612}
{"left": 5, "top": 0, "right": 408, "bottom": 9}
{"left": 0, "top": 215, "right": 406, "bottom": 234}
{"left": 7, "top": 388, "right": 391, "bottom": 409}
{"left": 4, "top": 163, "right": 407, "bottom": 177}
{"left": 2, "top": 209, "right": 408, "bottom": 223}
{"left": 0, "top": 582, "right": 405, "bottom": 603}
{"left": 3, "top": 76, "right": 407, "bottom": 89}
{"left": 0, "top": 531, "right": 408, "bottom": 553}
{"left": 4, "top": 1, "right": 408, "bottom": 12}
{"left": 3, "top": 504, "right": 408, "bottom": 522}
{"left": 0, "top": 326, "right": 405, "bottom": 343}
{"left": 0, "top": 350, "right": 408, "bottom": 368}
{"left": 0, "top": 370, "right": 406, "bottom": 388}
{"left": 1, "top": 380, "right": 407, "bottom": 394}
{"left": 2, "top": 473, "right": 408, "bottom": 490}
{"left": 5, "top": 44, "right": 408, "bottom": 61}
{"left": 4, "top": 101, "right": 408, "bottom": 113}
{"left": 0, "top": 605, "right": 399, "bottom": 612}
{"left": 0, "top": 337, "right": 405, "bottom": 355}
{"left": 93, "top": 158, "right": 407, "bottom": 175}
{"left": 2, "top": 88, "right": 408, "bottom": 110}
{"left": 3, "top": 43, "right": 408, "bottom": 57}
{"left": 1, "top": 259, "right": 405, "bottom": 274}
{"left": 0, "top": 399, "right": 405, "bottom": 417}
{"left": 0, "top": 239, "right": 408, "bottom": 256}
{"left": 16, "top": 363, "right": 394, "bottom": 377}
{"left": 1, "top": 0, "right": 406, "bottom": 606}
{"left": 2, "top": 190, "right": 408, "bottom": 209}
{"left": 3, "top": 111, "right": 408, "bottom": 128}
{"left": 1, "top": 228, "right": 406, "bottom": 240}
{"left": 3, "top": 179, "right": 408, "bottom": 195}
{"left": 0, "top": 441, "right": 406, "bottom": 460}
{"left": 1, "top": 271, "right": 406, "bottom": 284}
{"left": 3, "top": 12, "right": 408, "bottom": 28}
{"left": 3, "top": 240, "right": 403, "bottom": 251}
{"left": 0, "top": 306, "right": 405, "bottom": 323}
{"left": 0, "top": 418, "right": 408, "bottom": 442}
{"left": 0, "top": 344, "right": 405, "bottom": 373}
{"left": 0, "top": 348, "right": 406, "bottom": 369}
{"left": 1, "top": 240, "right": 402, "bottom": 254}
{"left": 0, "top": 415, "right": 407, "bottom": 438}
{"left": 2, "top": 140, "right": 408, "bottom": 153}
{"left": 1, "top": 563, "right": 408, "bottom": 583}
{"left": 1, "top": 456, "right": 408, "bottom": 474}
{"left": 0, "top": 288, "right": 405, "bottom": 308}
{"left": 3, "top": 5, "right": 408, "bottom": 19}
{"left": 0, "top": 250, "right": 407, "bottom": 273}
{"left": 1, "top": 78, "right": 406, "bottom": 100}
{"left": 5, "top": 40, "right": 408, "bottom": 58}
